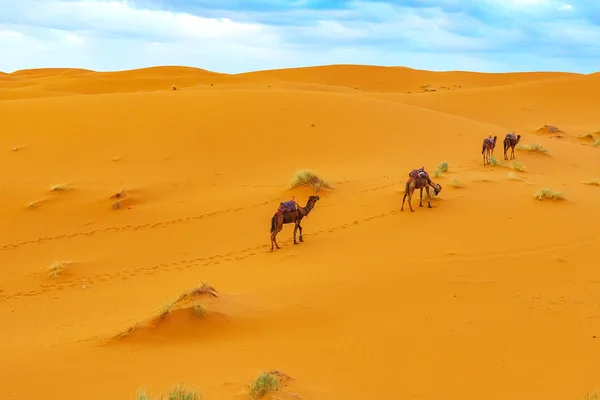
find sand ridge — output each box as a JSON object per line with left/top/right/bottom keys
{"left": 1, "top": 64, "right": 599, "bottom": 400}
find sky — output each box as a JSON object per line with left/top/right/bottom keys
{"left": 1, "top": 0, "right": 599, "bottom": 74}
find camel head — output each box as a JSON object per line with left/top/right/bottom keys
{"left": 516, "top": 134, "right": 521, "bottom": 143}
{"left": 308, "top": 195, "right": 320, "bottom": 204}
{"left": 433, "top": 183, "right": 442, "bottom": 196}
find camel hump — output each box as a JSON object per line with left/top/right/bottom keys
{"left": 275, "top": 200, "right": 298, "bottom": 215}
{"left": 409, "top": 168, "right": 429, "bottom": 179}
{"left": 506, "top": 132, "right": 516, "bottom": 140}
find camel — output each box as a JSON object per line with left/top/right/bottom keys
{"left": 270, "top": 195, "right": 320, "bottom": 252}
{"left": 481, "top": 135, "right": 497, "bottom": 165}
{"left": 503, "top": 132, "right": 521, "bottom": 160}
{"left": 401, "top": 176, "right": 442, "bottom": 212}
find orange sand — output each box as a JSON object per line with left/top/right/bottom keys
{"left": 1, "top": 64, "right": 599, "bottom": 400}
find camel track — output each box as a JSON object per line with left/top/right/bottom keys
{"left": 0, "top": 180, "right": 400, "bottom": 252}
{"left": 0, "top": 203, "right": 594, "bottom": 304}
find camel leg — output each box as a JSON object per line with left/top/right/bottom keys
{"left": 419, "top": 187, "right": 424, "bottom": 207}
{"left": 426, "top": 187, "right": 433, "bottom": 208}
{"left": 511, "top": 145, "right": 516, "bottom": 159}
{"left": 298, "top": 224, "right": 303, "bottom": 242}
{"left": 401, "top": 191, "right": 407, "bottom": 211}
{"left": 272, "top": 226, "right": 282, "bottom": 250}
{"left": 293, "top": 221, "right": 299, "bottom": 244}
{"left": 407, "top": 190, "right": 414, "bottom": 212}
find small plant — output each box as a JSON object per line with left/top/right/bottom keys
{"left": 436, "top": 160, "right": 448, "bottom": 173}
{"left": 534, "top": 188, "right": 565, "bottom": 201}
{"left": 167, "top": 384, "right": 199, "bottom": 400}
{"left": 593, "top": 139, "right": 600, "bottom": 147}
{"left": 48, "top": 260, "right": 71, "bottom": 278}
{"left": 160, "top": 300, "right": 175, "bottom": 317}
{"left": 507, "top": 172, "right": 522, "bottom": 180}
{"left": 583, "top": 178, "right": 600, "bottom": 186}
{"left": 136, "top": 388, "right": 150, "bottom": 400}
{"left": 509, "top": 161, "right": 527, "bottom": 172}
{"left": 451, "top": 177, "right": 462, "bottom": 188}
{"left": 136, "top": 384, "right": 199, "bottom": 400}
{"left": 517, "top": 143, "right": 548, "bottom": 153}
{"left": 248, "top": 372, "right": 281, "bottom": 400}
{"left": 584, "top": 393, "right": 598, "bottom": 400}
{"left": 50, "top": 183, "right": 70, "bottom": 192}
{"left": 290, "top": 169, "right": 330, "bottom": 192}
{"left": 192, "top": 302, "right": 206, "bottom": 317}
{"left": 432, "top": 160, "right": 449, "bottom": 177}
{"left": 489, "top": 156, "right": 503, "bottom": 166}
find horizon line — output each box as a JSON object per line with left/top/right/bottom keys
{"left": 2, "top": 63, "right": 596, "bottom": 76}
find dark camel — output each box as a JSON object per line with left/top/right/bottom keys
{"left": 481, "top": 135, "right": 497, "bottom": 165}
{"left": 270, "top": 195, "right": 320, "bottom": 252}
{"left": 401, "top": 177, "right": 442, "bottom": 212}
{"left": 503, "top": 132, "right": 521, "bottom": 160}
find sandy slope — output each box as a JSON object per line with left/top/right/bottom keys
{"left": 1, "top": 65, "right": 599, "bottom": 400}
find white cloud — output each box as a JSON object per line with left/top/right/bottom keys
{"left": 0, "top": 0, "right": 598, "bottom": 74}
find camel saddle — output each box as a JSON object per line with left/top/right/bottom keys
{"left": 484, "top": 137, "right": 494, "bottom": 145}
{"left": 275, "top": 200, "right": 298, "bottom": 216}
{"left": 506, "top": 132, "right": 517, "bottom": 140}
{"left": 409, "top": 168, "right": 429, "bottom": 180}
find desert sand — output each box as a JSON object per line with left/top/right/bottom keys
{"left": 1, "top": 64, "right": 599, "bottom": 400}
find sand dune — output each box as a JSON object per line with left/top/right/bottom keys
{"left": 1, "top": 64, "right": 599, "bottom": 400}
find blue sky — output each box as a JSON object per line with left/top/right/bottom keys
{"left": 1, "top": 0, "right": 599, "bottom": 73}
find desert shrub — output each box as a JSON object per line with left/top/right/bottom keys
{"left": 517, "top": 143, "right": 548, "bottom": 153}
{"left": 290, "top": 169, "right": 330, "bottom": 192}
{"left": 432, "top": 160, "right": 449, "bottom": 177}
{"left": 489, "top": 156, "right": 503, "bottom": 166}
{"left": 534, "top": 188, "right": 565, "bottom": 201}
{"left": 507, "top": 172, "right": 522, "bottom": 180}
{"left": 50, "top": 183, "right": 70, "bottom": 191}
{"left": 248, "top": 372, "right": 280, "bottom": 399}
{"left": 583, "top": 178, "right": 600, "bottom": 186}
{"left": 451, "top": 177, "right": 462, "bottom": 188}
{"left": 192, "top": 302, "right": 206, "bottom": 317}
{"left": 509, "top": 161, "right": 527, "bottom": 172}
{"left": 593, "top": 139, "right": 600, "bottom": 147}
{"left": 48, "top": 260, "right": 71, "bottom": 278}
{"left": 136, "top": 384, "right": 199, "bottom": 400}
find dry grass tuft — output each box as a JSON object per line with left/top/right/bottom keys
{"left": 48, "top": 260, "right": 71, "bottom": 278}
{"left": 192, "top": 302, "right": 206, "bottom": 317}
{"left": 136, "top": 384, "right": 200, "bottom": 400}
{"left": 488, "top": 156, "right": 503, "bottom": 167}
{"left": 450, "top": 177, "right": 462, "bottom": 188}
{"left": 593, "top": 139, "right": 600, "bottom": 147}
{"left": 507, "top": 172, "right": 523, "bottom": 181}
{"left": 517, "top": 143, "right": 549, "bottom": 154}
{"left": 583, "top": 178, "right": 600, "bottom": 186}
{"left": 290, "top": 169, "right": 331, "bottom": 192}
{"left": 50, "top": 183, "right": 70, "bottom": 192}
{"left": 509, "top": 161, "right": 527, "bottom": 172}
{"left": 248, "top": 371, "right": 291, "bottom": 400}
{"left": 534, "top": 188, "right": 565, "bottom": 201}
{"left": 432, "top": 161, "right": 449, "bottom": 178}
